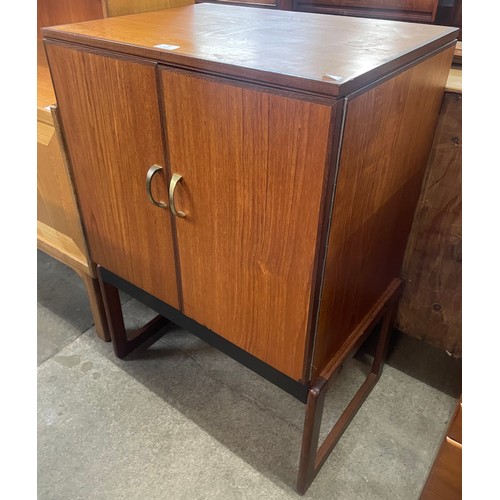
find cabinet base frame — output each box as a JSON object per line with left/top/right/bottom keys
{"left": 97, "top": 266, "right": 309, "bottom": 401}
{"left": 98, "top": 271, "right": 170, "bottom": 358}
{"left": 297, "top": 278, "right": 403, "bottom": 494}
{"left": 97, "top": 265, "right": 402, "bottom": 494}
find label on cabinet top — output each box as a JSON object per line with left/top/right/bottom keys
{"left": 42, "top": 4, "right": 458, "bottom": 98}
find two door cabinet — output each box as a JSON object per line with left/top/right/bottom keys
{"left": 43, "top": 4, "right": 457, "bottom": 493}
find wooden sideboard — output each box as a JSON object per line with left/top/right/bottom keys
{"left": 43, "top": 4, "right": 457, "bottom": 493}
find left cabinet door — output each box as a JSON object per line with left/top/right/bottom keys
{"left": 46, "top": 43, "right": 180, "bottom": 308}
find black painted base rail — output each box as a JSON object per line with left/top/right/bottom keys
{"left": 98, "top": 266, "right": 310, "bottom": 403}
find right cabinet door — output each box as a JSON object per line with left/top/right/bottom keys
{"left": 160, "top": 68, "right": 334, "bottom": 380}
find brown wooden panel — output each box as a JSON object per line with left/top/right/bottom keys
{"left": 448, "top": 402, "right": 462, "bottom": 444}
{"left": 42, "top": 4, "right": 458, "bottom": 98}
{"left": 37, "top": 120, "right": 89, "bottom": 267}
{"left": 420, "top": 438, "right": 461, "bottom": 499}
{"left": 37, "top": 0, "right": 104, "bottom": 38}
{"left": 396, "top": 91, "right": 462, "bottom": 356}
{"left": 445, "top": 68, "right": 461, "bottom": 93}
{"left": 293, "top": 0, "right": 438, "bottom": 23}
{"left": 103, "top": 0, "right": 194, "bottom": 17}
{"left": 38, "top": 41, "right": 56, "bottom": 114}
{"left": 312, "top": 47, "right": 455, "bottom": 378}
{"left": 46, "top": 43, "right": 179, "bottom": 308}
{"left": 37, "top": 221, "right": 88, "bottom": 274}
{"left": 161, "top": 69, "right": 334, "bottom": 380}
{"left": 200, "top": 0, "right": 276, "bottom": 6}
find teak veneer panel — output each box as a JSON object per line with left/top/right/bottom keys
{"left": 41, "top": 4, "right": 457, "bottom": 98}
{"left": 161, "top": 69, "right": 335, "bottom": 380}
{"left": 46, "top": 43, "right": 180, "bottom": 308}
{"left": 312, "top": 46, "right": 455, "bottom": 377}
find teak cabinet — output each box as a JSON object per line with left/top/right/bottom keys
{"left": 43, "top": 4, "right": 458, "bottom": 493}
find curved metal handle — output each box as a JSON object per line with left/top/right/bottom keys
{"left": 146, "top": 165, "right": 167, "bottom": 208}
{"left": 169, "top": 173, "right": 186, "bottom": 218}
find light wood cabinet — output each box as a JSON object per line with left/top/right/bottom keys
{"left": 43, "top": 4, "right": 458, "bottom": 492}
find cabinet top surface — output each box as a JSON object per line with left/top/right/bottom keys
{"left": 42, "top": 4, "right": 458, "bottom": 97}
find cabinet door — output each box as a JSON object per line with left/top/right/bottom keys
{"left": 46, "top": 44, "right": 179, "bottom": 308}
{"left": 160, "top": 69, "right": 333, "bottom": 380}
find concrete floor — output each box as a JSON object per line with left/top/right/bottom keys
{"left": 37, "top": 251, "right": 461, "bottom": 499}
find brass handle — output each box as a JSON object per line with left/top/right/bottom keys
{"left": 146, "top": 165, "right": 167, "bottom": 208}
{"left": 169, "top": 173, "right": 186, "bottom": 218}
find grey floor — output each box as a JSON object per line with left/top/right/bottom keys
{"left": 37, "top": 250, "right": 461, "bottom": 499}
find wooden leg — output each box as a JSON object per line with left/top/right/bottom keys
{"left": 297, "top": 280, "right": 402, "bottom": 495}
{"left": 97, "top": 267, "right": 170, "bottom": 358}
{"left": 80, "top": 271, "right": 111, "bottom": 342}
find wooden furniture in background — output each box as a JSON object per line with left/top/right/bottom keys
{"left": 38, "top": 0, "right": 106, "bottom": 339}
{"left": 291, "top": 0, "right": 438, "bottom": 22}
{"left": 102, "top": 0, "right": 194, "bottom": 16}
{"left": 197, "top": 0, "right": 462, "bottom": 34}
{"left": 37, "top": 0, "right": 104, "bottom": 37}
{"left": 37, "top": 0, "right": 195, "bottom": 341}
{"left": 435, "top": 0, "right": 462, "bottom": 39}
{"left": 43, "top": 4, "right": 457, "bottom": 493}
{"left": 420, "top": 398, "right": 462, "bottom": 499}
{"left": 396, "top": 55, "right": 462, "bottom": 357}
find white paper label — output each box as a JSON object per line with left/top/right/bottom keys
{"left": 154, "top": 44, "right": 180, "bottom": 51}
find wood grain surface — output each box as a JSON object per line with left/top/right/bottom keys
{"left": 103, "top": 0, "right": 194, "bottom": 17}
{"left": 396, "top": 90, "right": 462, "bottom": 356}
{"left": 161, "top": 68, "right": 334, "bottom": 380}
{"left": 445, "top": 67, "right": 461, "bottom": 93}
{"left": 80, "top": 271, "right": 111, "bottom": 341}
{"left": 37, "top": 119, "right": 89, "bottom": 270}
{"left": 203, "top": 0, "right": 276, "bottom": 6}
{"left": 293, "top": 0, "right": 438, "bottom": 22}
{"left": 420, "top": 438, "right": 461, "bottom": 499}
{"left": 42, "top": 4, "right": 458, "bottom": 98}
{"left": 46, "top": 43, "right": 180, "bottom": 308}
{"left": 37, "top": 41, "right": 56, "bottom": 122}
{"left": 37, "top": 0, "right": 104, "bottom": 38}
{"left": 312, "top": 46, "right": 455, "bottom": 378}
{"left": 420, "top": 399, "right": 462, "bottom": 499}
